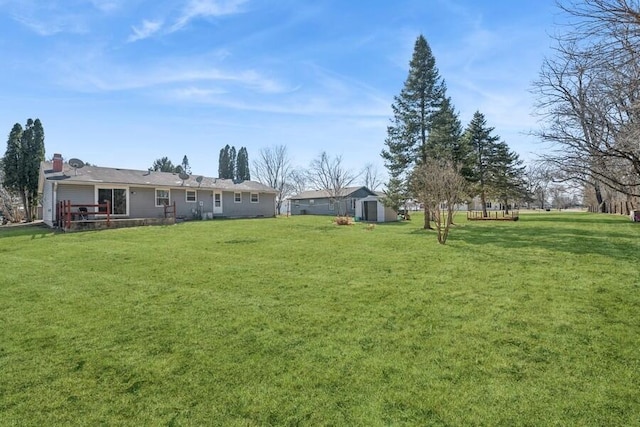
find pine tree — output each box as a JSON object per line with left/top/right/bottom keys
{"left": 426, "top": 96, "right": 463, "bottom": 162}
{"left": 2, "top": 119, "right": 45, "bottom": 222}
{"left": 463, "top": 111, "right": 502, "bottom": 217}
{"left": 218, "top": 145, "right": 230, "bottom": 178}
{"left": 236, "top": 147, "right": 250, "bottom": 181}
{"left": 488, "top": 142, "right": 527, "bottom": 213}
{"left": 181, "top": 155, "right": 191, "bottom": 175}
{"left": 228, "top": 146, "right": 237, "bottom": 180}
{"left": 381, "top": 176, "right": 407, "bottom": 213}
{"left": 381, "top": 34, "right": 445, "bottom": 228}
{"left": 151, "top": 157, "right": 177, "bottom": 172}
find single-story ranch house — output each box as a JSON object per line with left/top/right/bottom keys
{"left": 289, "top": 186, "right": 376, "bottom": 217}
{"left": 39, "top": 154, "right": 277, "bottom": 230}
{"left": 289, "top": 186, "right": 397, "bottom": 222}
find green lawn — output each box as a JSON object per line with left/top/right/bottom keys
{"left": 1, "top": 212, "right": 639, "bottom": 425}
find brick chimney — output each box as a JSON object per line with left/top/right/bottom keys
{"left": 52, "top": 153, "right": 63, "bottom": 172}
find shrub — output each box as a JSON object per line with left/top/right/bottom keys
{"left": 334, "top": 216, "right": 353, "bottom": 225}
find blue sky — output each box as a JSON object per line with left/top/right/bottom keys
{"left": 0, "top": 0, "right": 559, "bottom": 182}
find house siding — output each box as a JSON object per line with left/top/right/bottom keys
{"left": 291, "top": 188, "right": 375, "bottom": 216}
{"left": 58, "top": 184, "right": 96, "bottom": 207}
{"left": 221, "top": 191, "right": 275, "bottom": 217}
{"left": 42, "top": 182, "right": 54, "bottom": 226}
{"left": 129, "top": 187, "right": 165, "bottom": 218}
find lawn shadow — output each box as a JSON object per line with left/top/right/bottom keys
{"left": 447, "top": 219, "right": 639, "bottom": 262}
{"left": 0, "top": 222, "right": 53, "bottom": 239}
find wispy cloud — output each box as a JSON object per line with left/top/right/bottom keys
{"left": 128, "top": 19, "right": 164, "bottom": 42}
{"left": 11, "top": 13, "right": 89, "bottom": 36}
{"left": 170, "top": 0, "right": 248, "bottom": 32}
{"left": 54, "top": 53, "right": 289, "bottom": 96}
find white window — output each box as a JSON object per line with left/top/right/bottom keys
{"left": 309, "top": 199, "right": 315, "bottom": 205}
{"left": 234, "top": 192, "right": 242, "bottom": 203}
{"left": 486, "top": 201, "right": 492, "bottom": 209}
{"left": 250, "top": 193, "right": 259, "bottom": 203}
{"left": 350, "top": 198, "right": 356, "bottom": 210}
{"left": 156, "top": 189, "right": 170, "bottom": 207}
{"left": 329, "top": 201, "right": 335, "bottom": 211}
{"left": 186, "top": 190, "right": 197, "bottom": 203}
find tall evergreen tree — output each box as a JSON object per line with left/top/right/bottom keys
{"left": 228, "top": 146, "right": 237, "bottom": 180}
{"left": 236, "top": 147, "right": 250, "bottom": 181}
{"left": 426, "top": 96, "right": 463, "bottom": 162}
{"left": 381, "top": 34, "right": 445, "bottom": 229}
{"left": 488, "top": 142, "right": 527, "bottom": 213}
{"left": 218, "top": 145, "right": 230, "bottom": 178}
{"left": 180, "top": 155, "right": 191, "bottom": 175}
{"left": 2, "top": 118, "right": 45, "bottom": 222}
{"left": 462, "top": 111, "right": 502, "bottom": 217}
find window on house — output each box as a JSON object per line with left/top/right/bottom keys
{"left": 250, "top": 193, "right": 259, "bottom": 203}
{"left": 329, "top": 201, "right": 335, "bottom": 211}
{"left": 234, "top": 192, "right": 242, "bottom": 203}
{"left": 156, "top": 189, "right": 170, "bottom": 207}
{"left": 97, "top": 188, "right": 127, "bottom": 215}
{"left": 350, "top": 198, "right": 356, "bottom": 210}
{"left": 486, "top": 202, "right": 492, "bottom": 209}
{"left": 309, "top": 199, "right": 315, "bottom": 205}
{"left": 186, "top": 190, "right": 197, "bottom": 203}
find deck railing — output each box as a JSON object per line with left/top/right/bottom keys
{"left": 467, "top": 210, "right": 519, "bottom": 221}
{"left": 163, "top": 201, "right": 176, "bottom": 219}
{"left": 56, "top": 200, "right": 110, "bottom": 230}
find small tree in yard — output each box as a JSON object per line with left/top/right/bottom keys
{"left": 411, "top": 159, "right": 467, "bottom": 244}
{"left": 307, "top": 151, "right": 357, "bottom": 217}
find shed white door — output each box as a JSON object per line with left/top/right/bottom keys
{"left": 213, "top": 191, "right": 223, "bottom": 214}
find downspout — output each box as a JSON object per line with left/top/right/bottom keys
{"left": 53, "top": 181, "right": 58, "bottom": 227}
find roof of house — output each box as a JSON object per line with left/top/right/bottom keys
{"left": 292, "top": 186, "right": 374, "bottom": 200}
{"left": 39, "top": 161, "right": 277, "bottom": 193}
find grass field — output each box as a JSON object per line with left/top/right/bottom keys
{"left": 1, "top": 212, "right": 639, "bottom": 425}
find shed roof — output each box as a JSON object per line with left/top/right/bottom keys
{"left": 292, "top": 186, "right": 374, "bottom": 200}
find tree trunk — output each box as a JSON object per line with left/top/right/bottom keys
{"left": 447, "top": 206, "right": 455, "bottom": 226}
{"left": 594, "top": 184, "right": 605, "bottom": 213}
{"left": 423, "top": 204, "right": 432, "bottom": 229}
{"left": 481, "top": 190, "right": 488, "bottom": 217}
{"left": 20, "top": 191, "right": 31, "bottom": 222}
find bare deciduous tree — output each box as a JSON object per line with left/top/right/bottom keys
{"left": 411, "top": 159, "right": 467, "bottom": 244}
{"left": 288, "top": 169, "right": 308, "bottom": 197}
{"left": 361, "top": 163, "right": 384, "bottom": 191}
{"left": 307, "top": 152, "right": 358, "bottom": 216}
{"left": 252, "top": 145, "right": 292, "bottom": 215}
{"left": 533, "top": 0, "right": 640, "bottom": 205}
{"left": 524, "top": 162, "right": 554, "bottom": 209}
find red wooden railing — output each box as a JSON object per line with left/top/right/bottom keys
{"left": 164, "top": 201, "right": 176, "bottom": 219}
{"left": 56, "top": 200, "right": 110, "bottom": 229}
